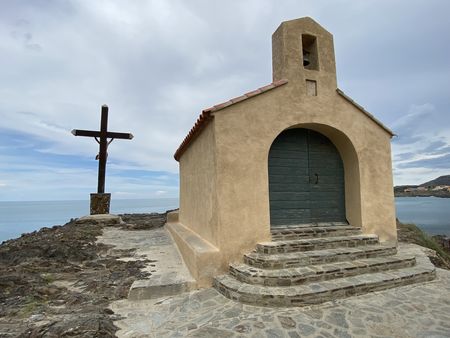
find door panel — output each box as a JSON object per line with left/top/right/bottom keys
{"left": 308, "top": 130, "right": 346, "bottom": 223}
{"left": 269, "top": 128, "right": 346, "bottom": 227}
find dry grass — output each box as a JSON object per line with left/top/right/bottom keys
{"left": 397, "top": 219, "right": 450, "bottom": 269}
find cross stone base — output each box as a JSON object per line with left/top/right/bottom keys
{"left": 90, "top": 193, "right": 111, "bottom": 215}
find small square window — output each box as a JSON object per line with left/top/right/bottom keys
{"left": 306, "top": 80, "right": 317, "bottom": 96}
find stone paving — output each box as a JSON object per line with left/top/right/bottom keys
{"left": 257, "top": 234, "right": 379, "bottom": 254}
{"left": 215, "top": 224, "right": 435, "bottom": 307}
{"left": 110, "top": 244, "right": 450, "bottom": 338}
{"left": 98, "top": 227, "right": 196, "bottom": 300}
{"left": 244, "top": 244, "right": 398, "bottom": 269}
{"left": 271, "top": 224, "right": 362, "bottom": 241}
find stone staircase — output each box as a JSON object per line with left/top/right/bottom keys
{"left": 214, "top": 223, "right": 436, "bottom": 307}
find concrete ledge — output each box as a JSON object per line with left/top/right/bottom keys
{"left": 75, "top": 214, "right": 123, "bottom": 225}
{"left": 166, "top": 210, "right": 179, "bottom": 224}
{"left": 166, "top": 222, "right": 222, "bottom": 288}
{"left": 128, "top": 278, "right": 195, "bottom": 301}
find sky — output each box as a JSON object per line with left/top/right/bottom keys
{"left": 0, "top": 0, "right": 449, "bottom": 201}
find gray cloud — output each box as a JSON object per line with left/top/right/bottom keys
{"left": 391, "top": 101, "right": 450, "bottom": 184}
{"left": 0, "top": 0, "right": 449, "bottom": 198}
{"left": 397, "top": 153, "right": 450, "bottom": 170}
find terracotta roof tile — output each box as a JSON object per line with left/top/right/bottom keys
{"left": 212, "top": 100, "right": 234, "bottom": 111}
{"left": 230, "top": 95, "right": 247, "bottom": 104}
{"left": 259, "top": 83, "right": 276, "bottom": 91}
{"left": 174, "top": 79, "right": 288, "bottom": 161}
{"left": 244, "top": 89, "right": 262, "bottom": 98}
{"left": 174, "top": 110, "right": 213, "bottom": 161}
{"left": 203, "top": 79, "right": 288, "bottom": 114}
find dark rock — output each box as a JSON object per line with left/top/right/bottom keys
{"left": 234, "top": 323, "right": 252, "bottom": 333}
{"left": 103, "top": 308, "right": 114, "bottom": 315}
{"left": 0, "top": 211, "right": 170, "bottom": 336}
{"left": 187, "top": 323, "right": 197, "bottom": 330}
{"left": 253, "top": 321, "right": 265, "bottom": 329}
{"left": 22, "top": 314, "right": 117, "bottom": 337}
{"left": 278, "top": 316, "right": 296, "bottom": 329}
{"left": 119, "top": 213, "right": 167, "bottom": 230}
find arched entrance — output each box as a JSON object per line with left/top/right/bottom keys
{"left": 268, "top": 128, "right": 346, "bottom": 227}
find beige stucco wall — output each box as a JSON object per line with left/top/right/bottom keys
{"left": 174, "top": 17, "right": 396, "bottom": 286}
{"left": 211, "top": 85, "right": 396, "bottom": 266}
{"left": 272, "top": 17, "right": 337, "bottom": 93}
{"left": 178, "top": 120, "right": 218, "bottom": 247}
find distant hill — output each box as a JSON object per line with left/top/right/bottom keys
{"left": 420, "top": 175, "right": 450, "bottom": 187}
{"left": 394, "top": 185, "right": 418, "bottom": 193}
{"left": 394, "top": 175, "right": 450, "bottom": 198}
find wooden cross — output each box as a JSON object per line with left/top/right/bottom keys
{"left": 71, "top": 105, "right": 133, "bottom": 194}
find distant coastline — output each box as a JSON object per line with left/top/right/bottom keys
{"left": 394, "top": 174, "right": 450, "bottom": 198}
{"left": 394, "top": 191, "right": 450, "bottom": 198}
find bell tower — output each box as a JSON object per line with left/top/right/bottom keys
{"left": 272, "top": 17, "right": 337, "bottom": 96}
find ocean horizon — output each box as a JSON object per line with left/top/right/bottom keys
{"left": 1, "top": 196, "right": 449, "bottom": 243}
{"left": 0, "top": 198, "right": 179, "bottom": 243}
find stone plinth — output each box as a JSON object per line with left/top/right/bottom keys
{"left": 75, "top": 214, "right": 122, "bottom": 225}
{"left": 166, "top": 209, "right": 179, "bottom": 223}
{"left": 90, "top": 193, "right": 111, "bottom": 215}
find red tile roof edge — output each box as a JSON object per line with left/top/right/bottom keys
{"left": 173, "top": 110, "right": 213, "bottom": 161}
{"left": 174, "top": 79, "right": 288, "bottom": 161}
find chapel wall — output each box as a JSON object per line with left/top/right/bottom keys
{"left": 178, "top": 121, "right": 219, "bottom": 247}
{"left": 173, "top": 17, "right": 397, "bottom": 286}
{"left": 212, "top": 83, "right": 396, "bottom": 265}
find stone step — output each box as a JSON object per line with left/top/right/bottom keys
{"left": 271, "top": 222, "right": 348, "bottom": 230}
{"left": 257, "top": 234, "right": 379, "bottom": 254}
{"left": 245, "top": 244, "right": 397, "bottom": 269}
{"left": 214, "top": 265, "right": 436, "bottom": 307}
{"left": 271, "top": 225, "right": 362, "bottom": 241}
{"left": 230, "top": 255, "right": 415, "bottom": 286}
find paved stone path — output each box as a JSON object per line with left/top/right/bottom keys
{"left": 111, "top": 244, "right": 450, "bottom": 337}
{"left": 98, "top": 227, "right": 196, "bottom": 300}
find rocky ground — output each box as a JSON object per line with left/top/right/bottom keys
{"left": 1, "top": 214, "right": 449, "bottom": 337}
{"left": 396, "top": 219, "right": 450, "bottom": 269}
{"left": 0, "top": 212, "right": 168, "bottom": 337}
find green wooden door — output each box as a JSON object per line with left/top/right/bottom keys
{"left": 268, "top": 128, "right": 346, "bottom": 226}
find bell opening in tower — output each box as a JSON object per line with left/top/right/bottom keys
{"left": 302, "top": 34, "right": 319, "bottom": 70}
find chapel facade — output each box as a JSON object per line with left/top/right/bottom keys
{"left": 167, "top": 17, "right": 397, "bottom": 287}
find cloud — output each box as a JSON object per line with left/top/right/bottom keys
{"left": 0, "top": 0, "right": 449, "bottom": 198}
{"left": 391, "top": 102, "right": 450, "bottom": 184}
{"left": 9, "top": 18, "right": 43, "bottom": 52}
{"left": 0, "top": 128, "right": 178, "bottom": 201}
{"left": 0, "top": 150, "right": 178, "bottom": 201}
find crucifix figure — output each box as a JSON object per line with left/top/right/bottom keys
{"left": 72, "top": 104, "right": 133, "bottom": 214}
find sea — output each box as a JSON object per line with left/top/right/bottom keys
{"left": 0, "top": 198, "right": 179, "bottom": 243}
{"left": 395, "top": 197, "right": 450, "bottom": 236}
{"left": 0, "top": 197, "right": 449, "bottom": 243}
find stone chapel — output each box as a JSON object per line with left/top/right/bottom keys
{"left": 166, "top": 18, "right": 435, "bottom": 305}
